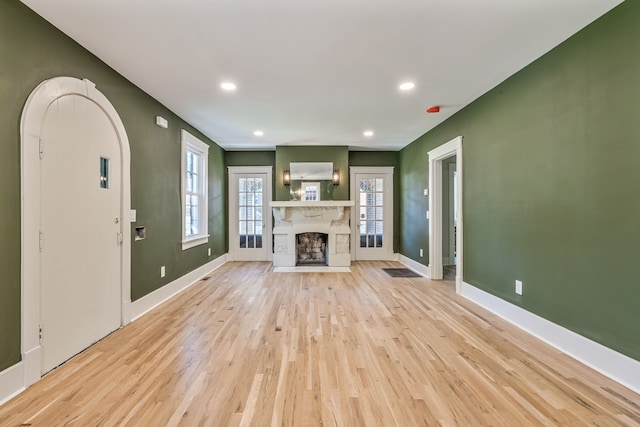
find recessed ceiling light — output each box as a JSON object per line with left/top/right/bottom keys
{"left": 399, "top": 82, "right": 415, "bottom": 91}
{"left": 221, "top": 82, "right": 237, "bottom": 91}
{"left": 363, "top": 130, "right": 374, "bottom": 137}
{"left": 254, "top": 130, "right": 264, "bottom": 136}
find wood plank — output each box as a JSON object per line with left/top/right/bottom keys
{"left": 0, "top": 261, "right": 638, "bottom": 426}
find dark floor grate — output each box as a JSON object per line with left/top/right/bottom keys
{"left": 382, "top": 268, "right": 421, "bottom": 278}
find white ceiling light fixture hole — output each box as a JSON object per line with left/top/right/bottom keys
{"left": 221, "top": 82, "right": 237, "bottom": 91}
{"left": 399, "top": 82, "right": 415, "bottom": 91}
{"left": 363, "top": 130, "right": 374, "bottom": 137}
{"left": 254, "top": 130, "right": 264, "bottom": 136}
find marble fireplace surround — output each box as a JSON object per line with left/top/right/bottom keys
{"left": 271, "top": 201, "right": 354, "bottom": 267}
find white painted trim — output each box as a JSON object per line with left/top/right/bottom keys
{"left": 461, "top": 281, "right": 640, "bottom": 395}
{"left": 428, "top": 136, "right": 463, "bottom": 293}
{"left": 398, "top": 254, "right": 430, "bottom": 278}
{"left": 227, "top": 166, "right": 273, "bottom": 262}
{"left": 181, "top": 129, "right": 209, "bottom": 250}
{"left": 0, "top": 362, "right": 25, "bottom": 406}
{"left": 124, "top": 254, "right": 228, "bottom": 323}
{"left": 21, "top": 77, "right": 132, "bottom": 386}
{"left": 350, "top": 166, "right": 395, "bottom": 261}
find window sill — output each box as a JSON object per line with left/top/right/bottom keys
{"left": 182, "top": 235, "right": 209, "bottom": 250}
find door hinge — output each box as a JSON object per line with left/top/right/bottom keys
{"left": 39, "top": 231, "right": 44, "bottom": 252}
{"left": 39, "top": 324, "right": 43, "bottom": 343}
{"left": 116, "top": 231, "right": 123, "bottom": 246}
{"left": 39, "top": 139, "right": 44, "bottom": 159}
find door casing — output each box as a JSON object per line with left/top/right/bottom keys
{"left": 227, "top": 166, "right": 273, "bottom": 261}
{"left": 428, "top": 136, "right": 463, "bottom": 293}
{"left": 350, "top": 166, "right": 395, "bottom": 261}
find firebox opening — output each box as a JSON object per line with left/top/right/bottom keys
{"left": 296, "top": 232, "right": 328, "bottom": 266}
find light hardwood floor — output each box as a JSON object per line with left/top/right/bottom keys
{"left": 1, "top": 261, "right": 639, "bottom": 426}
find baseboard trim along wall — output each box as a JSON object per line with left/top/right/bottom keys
{"left": 124, "top": 253, "right": 228, "bottom": 323}
{"left": 399, "top": 254, "right": 431, "bottom": 277}
{"left": 461, "top": 281, "right": 640, "bottom": 395}
{"left": 0, "top": 254, "right": 229, "bottom": 406}
{"left": 0, "top": 361, "right": 24, "bottom": 406}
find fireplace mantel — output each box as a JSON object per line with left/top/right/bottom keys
{"left": 270, "top": 201, "right": 354, "bottom": 267}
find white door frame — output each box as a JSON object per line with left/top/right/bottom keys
{"left": 227, "top": 166, "right": 273, "bottom": 261}
{"left": 350, "top": 166, "right": 395, "bottom": 261}
{"left": 21, "top": 77, "right": 131, "bottom": 386}
{"left": 428, "top": 136, "right": 463, "bottom": 293}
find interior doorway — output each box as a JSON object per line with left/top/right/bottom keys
{"left": 442, "top": 158, "right": 457, "bottom": 281}
{"left": 21, "top": 77, "right": 131, "bottom": 383}
{"left": 428, "top": 136, "right": 463, "bottom": 293}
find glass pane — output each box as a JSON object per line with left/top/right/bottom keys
{"left": 239, "top": 207, "right": 247, "bottom": 220}
{"left": 254, "top": 192, "right": 263, "bottom": 206}
{"left": 376, "top": 178, "right": 383, "bottom": 191}
{"left": 99, "top": 157, "right": 109, "bottom": 189}
{"left": 190, "top": 152, "right": 199, "bottom": 174}
{"left": 247, "top": 178, "right": 255, "bottom": 193}
{"left": 368, "top": 235, "right": 375, "bottom": 247}
{"left": 186, "top": 151, "right": 193, "bottom": 172}
{"left": 360, "top": 220, "right": 366, "bottom": 233}
{"left": 240, "top": 235, "right": 247, "bottom": 248}
{"left": 239, "top": 192, "right": 247, "bottom": 206}
{"left": 239, "top": 221, "right": 247, "bottom": 234}
{"left": 256, "top": 234, "right": 262, "bottom": 249}
{"left": 247, "top": 221, "right": 255, "bottom": 234}
{"left": 375, "top": 193, "right": 383, "bottom": 206}
{"left": 256, "top": 221, "right": 263, "bottom": 235}
{"left": 255, "top": 207, "right": 263, "bottom": 220}
{"left": 255, "top": 178, "right": 263, "bottom": 192}
{"left": 247, "top": 193, "right": 254, "bottom": 206}
{"left": 239, "top": 178, "right": 246, "bottom": 192}
{"left": 376, "top": 207, "right": 384, "bottom": 220}
{"left": 247, "top": 207, "right": 254, "bottom": 220}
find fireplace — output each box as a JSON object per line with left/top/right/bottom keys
{"left": 271, "top": 201, "right": 354, "bottom": 267}
{"left": 296, "top": 233, "right": 328, "bottom": 265}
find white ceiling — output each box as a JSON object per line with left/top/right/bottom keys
{"left": 21, "top": 0, "right": 623, "bottom": 151}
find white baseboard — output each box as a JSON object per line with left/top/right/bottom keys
{"left": 1, "top": 254, "right": 229, "bottom": 406}
{"left": 124, "top": 254, "right": 227, "bottom": 323}
{"left": 461, "top": 281, "right": 640, "bottom": 395}
{"left": 0, "top": 361, "right": 24, "bottom": 406}
{"left": 398, "top": 254, "right": 430, "bottom": 277}
{"left": 23, "top": 345, "right": 41, "bottom": 388}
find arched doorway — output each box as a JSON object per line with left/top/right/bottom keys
{"left": 21, "top": 77, "right": 131, "bottom": 382}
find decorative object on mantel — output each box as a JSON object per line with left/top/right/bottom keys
{"left": 283, "top": 170, "right": 291, "bottom": 186}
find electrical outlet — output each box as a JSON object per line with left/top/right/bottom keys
{"left": 161, "top": 266, "right": 166, "bottom": 278}
{"left": 515, "top": 280, "right": 523, "bottom": 295}
{"left": 420, "top": 248, "right": 424, "bottom": 257}
{"left": 208, "top": 248, "right": 211, "bottom": 256}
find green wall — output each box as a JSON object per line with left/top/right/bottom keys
{"left": 0, "top": 0, "right": 226, "bottom": 371}
{"left": 399, "top": 1, "right": 640, "bottom": 361}
{"left": 275, "top": 146, "right": 349, "bottom": 201}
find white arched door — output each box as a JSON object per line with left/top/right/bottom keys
{"left": 40, "top": 94, "right": 122, "bottom": 373}
{"left": 21, "top": 77, "right": 131, "bottom": 382}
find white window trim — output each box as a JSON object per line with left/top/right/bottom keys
{"left": 181, "top": 129, "right": 209, "bottom": 250}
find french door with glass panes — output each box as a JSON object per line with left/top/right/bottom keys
{"left": 228, "top": 167, "right": 272, "bottom": 261}
{"left": 350, "top": 167, "right": 394, "bottom": 260}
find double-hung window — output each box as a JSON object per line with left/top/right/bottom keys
{"left": 181, "top": 130, "right": 209, "bottom": 250}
